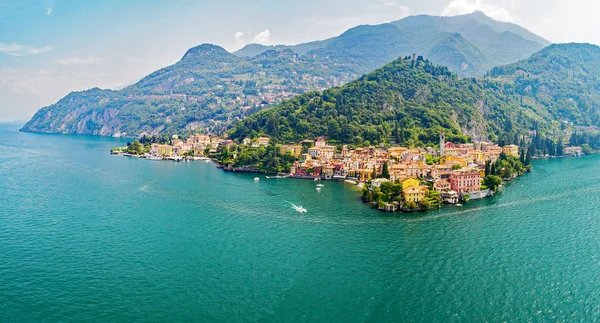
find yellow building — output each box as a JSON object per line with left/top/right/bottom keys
{"left": 402, "top": 178, "right": 420, "bottom": 190}
{"left": 358, "top": 168, "right": 375, "bottom": 182}
{"left": 280, "top": 145, "right": 303, "bottom": 157}
{"left": 502, "top": 144, "right": 519, "bottom": 157}
{"left": 157, "top": 145, "right": 173, "bottom": 157}
{"left": 403, "top": 186, "right": 426, "bottom": 203}
{"left": 443, "top": 156, "right": 467, "bottom": 168}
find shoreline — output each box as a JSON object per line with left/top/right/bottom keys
{"left": 216, "top": 162, "right": 512, "bottom": 214}
{"left": 109, "top": 146, "right": 596, "bottom": 216}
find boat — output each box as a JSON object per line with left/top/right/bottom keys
{"left": 316, "top": 187, "right": 321, "bottom": 192}
{"left": 314, "top": 178, "right": 320, "bottom": 181}
{"left": 456, "top": 204, "right": 463, "bottom": 207}
{"left": 316, "top": 184, "right": 324, "bottom": 187}
{"left": 292, "top": 205, "right": 307, "bottom": 213}
{"left": 204, "top": 159, "right": 211, "bottom": 163}
{"left": 147, "top": 156, "right": 163, "bottom": 161}
{"left": 254, "top": 177, "right": 260, "bottom": 182}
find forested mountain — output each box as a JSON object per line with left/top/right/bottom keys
{"left": 229, "top": 56, "right": 535, "bottom": 146}
{"left": 21, "top": 45, "right": 354, "bottom": 136}
{"left": 22, "top": 12, "right": 549, "bottom": 137}
{"left": 230, "top": 44, "right": 600, "bottom": 147}
{"left": 487, "top": 43, "right": 600, "bottom": 127}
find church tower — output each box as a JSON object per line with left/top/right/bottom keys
{"left": 439, "top": 130, "right": 445, "bottom": 156}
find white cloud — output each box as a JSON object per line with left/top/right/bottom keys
{"left": 441, "top": 0, "right": 514, "bottom": 22}
{"left": 252, "top": 29, "right": 271, "bottom": 45}
{"left": 54, "top": 56, "right": 103, "bottom": 65}
{"left": 234, "top": 32, "right": 244, "bottom": 42}
{"left": 46, "top": 8, "right": 52, "bottom": 15}
{"left": 0, "top": 43, "right": 53, "bottom": 56}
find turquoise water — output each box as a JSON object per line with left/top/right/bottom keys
{"left": 2, "top": 122, "right": 600, "bottom": 322}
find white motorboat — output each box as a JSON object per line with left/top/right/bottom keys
{"left": 292, "top": 205, "right": 307, "bottom": 213}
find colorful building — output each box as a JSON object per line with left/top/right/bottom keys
{"left": 449, "top": 171, "right": 481, "bottom": 194}
{"left": 502, "top": 144, "right": 519, "bottom": 157}
{"left": 403, "top": 186, "right": 426, "bottom": 203}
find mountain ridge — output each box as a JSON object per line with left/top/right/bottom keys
{"left": 22, "top": 11, "right": 551, "bottom": 137}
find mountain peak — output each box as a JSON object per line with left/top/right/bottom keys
{"left": 181, "top": 44, "right": 234, "bottom": 61}
{"left": 468, "top": 10, "right": 489, "bottom": 18}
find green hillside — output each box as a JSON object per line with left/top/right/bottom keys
{"left": 488, "top": 43, "right": 600, "bottom": 127}
{"left": 21, "top": 45, "right": 355, "bottom": 136}
{"left": 229, "top": 57, "right": 534, "bottom": 146}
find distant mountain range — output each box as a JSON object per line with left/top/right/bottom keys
{"left": 236, "top": 10, "right": 549, "bottom": 76}
{"left": 22, "top": 11, "right": 551, "bottom": 137}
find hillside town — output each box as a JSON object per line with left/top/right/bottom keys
{"left": 112, "top": 130, "right": 589, "bottom": 213}
{"left": 260, "top": 132, "right": 524, "bottom": 211}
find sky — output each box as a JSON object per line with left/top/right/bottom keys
{"left": 1, "top": 0, "right": 599, "bottom": 122}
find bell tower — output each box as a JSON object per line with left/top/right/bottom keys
{"left": 439, "top": 130, "right": 445, "bottom": 156}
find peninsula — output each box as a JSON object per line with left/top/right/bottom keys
{"left": 110, "top": 128, "right": 595, "bottom": 214}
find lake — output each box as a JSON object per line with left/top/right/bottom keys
{"left": 1, "top": 122, "right": 600, "bottom": 322}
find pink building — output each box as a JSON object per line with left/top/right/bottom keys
{"left": 449, "top": 171, "right": 481, "bottom": 194}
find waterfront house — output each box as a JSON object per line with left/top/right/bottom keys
{"left": 441, "top": 191, "right": 459, "bottom": 204}
{"left": 563, "top": 146, "right": 583, "bottom": 156}
{"left": 403, "top": 186, "right": 426, "bottom": 203}
{"left": 402, "top": 178, "right": 421, "bottom": 190}
{"left": 433, "top": 179, "right": 451, "bottom": 193}
{"left": 502, "top": 144, "right": 519, "bottom": 157}
{"left": 449, "top": 170, "right": 481, "bottom": 194}
{"left": 157, "top": 144, "right": 173, "bottom": 157}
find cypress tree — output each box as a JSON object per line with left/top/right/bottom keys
{"left": 557, "top": 139, "right": 564, "bottom": 156}
{"left": 382, "top": 162, "right": 389, "bottom": 179}
{"left": 520, "top": 148, "right": 525, "bottom": 164}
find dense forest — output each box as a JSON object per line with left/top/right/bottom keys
{"left": 488, "top": 43, "right": 600, "bottom": 127}
{"left": 229, "top": 57, "right": 537, "bottom": 147}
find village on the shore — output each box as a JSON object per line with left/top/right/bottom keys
{"left": 111, "top": 130, "right": 588, "bottom": 213}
